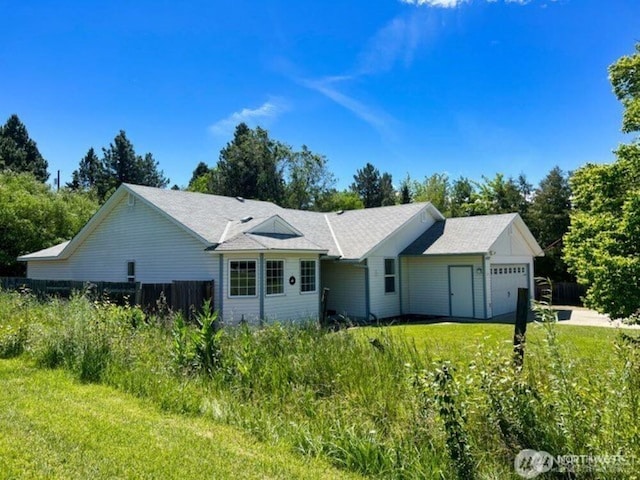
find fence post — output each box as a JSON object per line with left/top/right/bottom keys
{"left": 513, "top": 287, "right": 529, "bottom": 367}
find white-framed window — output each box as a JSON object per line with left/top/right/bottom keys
{"left": 384, "top": 258, "right": 396, "bottom": 294}
{"left": 300, "top": 260, "right": 316, "bottom": 293}
{"left": 265, "top": 259, "right": 284, "bottom": 296}
{"left": 127, "top": 261, "right": 136, "bottom": 283}
{"left": 229, "top": 260, "right": 257, "bottom": 297}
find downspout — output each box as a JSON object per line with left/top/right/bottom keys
{"left": 398, "top": 257, "right": 403, "bottom": 316}
{"left": 259, "top": 253, "right": 264, "bottom": 320}
{"left": 364, "top": 259, "right": 370, "bottom": 321}
{"left": 218, "top": 254, "right": 224, "bottom": 321}
{"left": 317, "top": 255, "right": 322, "bottom": 319}
{"left": 481, "top": 255, "right": 487, "bottom": 319}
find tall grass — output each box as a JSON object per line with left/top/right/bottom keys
{"left": 1, "top": 288, "right": 639, "bottom": 479}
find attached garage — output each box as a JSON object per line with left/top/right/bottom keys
{"left": 401, "top": 213, "right": 543, "bottom": 319}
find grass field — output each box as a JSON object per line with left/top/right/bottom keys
{"left": 0, "top": 357, "right": 360, "bottom": 480}
{"left": 1, "top": 291, "right": 638, "bottom": 479}
{"left": 361, "top": 322, "right": 621, "bottom": 365}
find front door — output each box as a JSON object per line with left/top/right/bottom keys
{"left": 449, "top": 266, "right": 474, "bottom": 318}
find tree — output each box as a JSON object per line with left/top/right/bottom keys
{"left": 0, "top": 172, "right": 98, "bottom": 276}
{"left": 216, "top": 123, "right": 286, "bottom": 203}
{"left": 449, "top": 176, "right": 475, "bottom": 217}
{"left": 68, "top": 148, "right": 101, "bottom": 191}
{"left": 189, "top": 162, "right": 211, "bottom": 187}
{"left": 528, "top": 167, "right": 572, "bottom": 281}
{"left": 471, "top": 173, "right": 525, "bottom": 216}
{"left": 413, "top": 173, "right": 450, "bottom": 214}
{"left": 400, "top": 182, "right": 412, "bottom": 204}
{"left": 0, "top": 114, "right": 49, "bottom": 182}
{"left": 96, "top": 130, "right": 169, "bottom": 200}
{"left": 283, "top": 145, "right": 336, "bottom": 210}
{"left": 316, "top": 189, "right": 364, "bottom": 212}
{"left": 380, "top": 172, "right": 396, "bottom": 206}
{"left": 350, "top": 163, "right": 394, "bottom": 208}
{"left": 564, "top": 43, "right": 640, "bottom": 318}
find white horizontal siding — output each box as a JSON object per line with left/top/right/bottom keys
{"left": 321, "top": 261, "right": 366, "bottom": 320}
{"left": 367, "top": 256, "right": 400, "bottom": 319}
{"left": 263, "top": 254, "right": 320, "bottom": 322}
{"left": 27, "top": 194, "right": 220, "bottom": 295}
{"left": 402, "top": 255, "right": 486, "bottom": 319}
{"left": 220, "top": 253, "right": 321, "bottom": 324}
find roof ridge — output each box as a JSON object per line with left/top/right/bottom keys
{"left": 324, "top": 214, "right": 344, "bottom": 258}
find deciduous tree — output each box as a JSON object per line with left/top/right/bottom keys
{"left": 0, "top": 172, "right": 98, "bottom": 276}
{"left": 564, "top": 43, "right": 640, "bottom": 318}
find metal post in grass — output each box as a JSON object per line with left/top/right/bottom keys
{"left": 320, "top": 287, "right": 330, "bottom": 328}
{"left": 513, "top": 287, "right": 529, "bottom": 367}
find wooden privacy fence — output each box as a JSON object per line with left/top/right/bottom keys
{"left": 534, "top": 281, "right": 586, "bottom": 306}
{"left": 139, "top": 280, "right": 214, "bottom": 319}
{"left": 0, "top": 277, "right": 214, "bottom": 319}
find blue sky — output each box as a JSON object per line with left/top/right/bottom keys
{"left": 1, "top": 0, "right": 638, "bottom": 190}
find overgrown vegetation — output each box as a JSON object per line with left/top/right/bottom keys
{"left": 1, "top": 289, "right": 639, "bottom": 478}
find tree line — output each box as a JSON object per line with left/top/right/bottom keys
{"left": 1, "top": 42, "right": 638, "bottom": 319}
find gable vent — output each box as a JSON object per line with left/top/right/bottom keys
{"left": 240, "top": 216, "right": 253, "bottom": 223}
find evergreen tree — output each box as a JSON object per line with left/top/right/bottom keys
{"left": 380, "top": 172, "right": 396, "bottom": 206}
{"left": 0, "top": 114, "right": 49, "bottom": 182}
{"left": 68, "top": 148, "right": 101, "bottom": 190}
{"left": 97, "top": 130, "right": 168, "bottom": 200}
{"left": 216, "top": 123, "right": 286, "bottom": 203}
{"left": 189, "top": 161, "right": 211, "bottom": 188}
{"left": 528, "top": 166, "right": 572, "bottom": 281}
{"left": 351, "top": 163, "right": 382, "bottom": 208}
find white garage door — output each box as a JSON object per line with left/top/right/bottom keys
{"left": 491, "top": 264, "right": 528, "bottom": 316}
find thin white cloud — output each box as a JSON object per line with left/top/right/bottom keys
{"left": 400, "top": 0, "right": 533, "bottom": 7}
{"left": 209, "top": 99, "right": 286, "bottom": 136}
{"left": 356, "top": 11, "right": 432, "bottom": 75}
{"left": 301, "top": 78, "right": 396, "bottom": 138}
{"left": 400, "top": 0, "right": 469, "bottom": 7}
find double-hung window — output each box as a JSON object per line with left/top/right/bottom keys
{"left": 300, "top": 260, "right": 316, "bottom": 293}
{"left": 265, "top": 260, "right": 284, "bottom": 296}
{"left": 384, "top": 258, "right": 396, "bottom": 294}
{"left": 229, "top": 260, "right": 257, "bottom": 297}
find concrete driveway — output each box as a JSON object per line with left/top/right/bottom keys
{"left": 489, "top": 305, "right": 640, "bottom": 329}
{"left": 549, "top": 305, "right": 639, "bottom": 329}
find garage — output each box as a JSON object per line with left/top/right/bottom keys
{"left": 490, "top": 264, "right": 529, "bottom": 316}
{"left": 400, "top": 213, "right": 543, "bottom": 319}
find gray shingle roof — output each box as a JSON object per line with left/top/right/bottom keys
{"left": 321, "top": 203, "right": 428, "bottom": 259}
{"left": 20, "top": 184, "right": 444, "bottom": 261}
{"left": 18, "top": 240, "right": 70, "bottom": 260}
{"left": 128, "top": 184, "right": 434, "bottom": 259}
{"left": 401, "top": 213, "right": 519, "bottom": 255}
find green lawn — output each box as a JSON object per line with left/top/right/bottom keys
{"left": 0, "top": 358, "right": 360, "bottom": 480}
{"left": 361, "top": 321, "right": 621, "bottom": 365}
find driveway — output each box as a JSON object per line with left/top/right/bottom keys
{"left": 550, "top": 305, "right": 639, "bottom": 329}
{"left": 421, "top": 305, "right": 640, "bottom": 329}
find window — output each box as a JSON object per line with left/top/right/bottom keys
{"left": 300, "top": 260, "right": 316, "bottom": 293}
{"left": 127, "top": 261, "right": 135, "bottom": 283}
{"left": 266, "top": 260, "right": 284, "bottom": 296}
{"left": 229, "top": 260, "right": 257, "bottom": 297}
{"left": 384, "top": 258, "right": 396, "bottom": 293}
